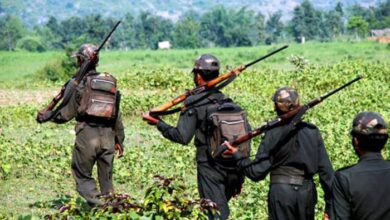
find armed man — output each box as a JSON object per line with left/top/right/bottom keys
{"left": 37, "top": 44, "right": 125, "bottom": 206}
{"left": 224, "top": 87, "right": 334, "bottom": 220}
{"left": 331, "top": 112, "right": 390, "bottom": 220}
{"left": 143, "top": 54, "right": 251, "bottom": 220}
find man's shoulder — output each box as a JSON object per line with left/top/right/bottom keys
{"left": 184, "top": 91, "right": 228, "bottom": 107}
{"left": 336, "top": 164, "right": 358, "bottom": 174}
{"left": 299, "top": 121, "right": 319, "bottom": 130}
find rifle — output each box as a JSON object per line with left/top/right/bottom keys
{"left": 149, "top": 45, "right": 289, "bottom": 116}
{"left": 37, "top": 21, "right": 121, "bottom": 123}
{"left": 212, "top": 75, "right": 363, "bottom": 158}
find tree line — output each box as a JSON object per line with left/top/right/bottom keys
{"left": 0, "top": 0, "right": 389, "bottom": 52}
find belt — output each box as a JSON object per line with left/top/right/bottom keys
{"left": 270, "top": 174, "right": 306, "bottom": 186}
{"left": 76, "top": 116, "right": 113, "bottom": 127}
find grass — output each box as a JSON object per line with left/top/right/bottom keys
{"left": 0, "top": 40, "right": 389, "bottom": 218}
{"left": 0, "top": 41, "right": 389, "bottom": 81}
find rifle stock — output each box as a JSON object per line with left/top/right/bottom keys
{"left": 40, "top": 84, "right": 66, "bottom": 113}
{"left": 150, "top": 45, "right": 288, "bottom": 114}
{"left": 213, "top": 75, "right": 363, "bottom": 158}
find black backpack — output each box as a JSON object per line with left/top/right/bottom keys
{"left": 206, "top": 98, "right": 251, "bottom": 163}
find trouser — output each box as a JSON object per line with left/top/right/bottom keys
{"left": 197, "top": 161, "right": 244, "bottom": 220}
{"left": 268, "top": 180, "right": 317, "bottom": 220}
{"left": 72, "top": 123, "right": 115, "bottom": 206}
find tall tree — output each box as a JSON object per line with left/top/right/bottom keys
{"left": 335, "top": 2, "right": 344, "bottom": 17}
{"left": 0, "top": 15, "right": 25, "bottom": 50}
{"left": 59, "top": 16, "right": 87, "bottom": 47}
{"left": 114, "top": 13, "right": 137, "bottom": 50}
{"left": 134, "top": 12, "right": 173, "bottom": 49}
{"left": 374, "top": 0, "right": 390, "bottom": 28}
{"left": 173, "top": 14, "right": 201, "bottom": 48}
{"left": 227, "top": 7, "right": 256, "bottom": 46}
{"left": 199, "top": 6, "right": 231, "bottom": 47}
{"left": 324, "top": 3, "right": 344, "bottom": 39}
{"left": 265, "top": 11, "right": 283, "bottom": 44}
{"left": 347, "top": 16, "right": 369, "bottom": 40}
{"left": 254, "top": 13, "right": 266, "bottom": 44}
{"left": 290, "top": 0, "right": 322, "bottom": 42}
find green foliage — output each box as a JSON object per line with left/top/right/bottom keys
{"left": 0, "top": 14, "right": 26, "bottom": 51}
{"left": 265, "top": 11, "right": 283, "bottom": 44}
{"left": 288, "top": 54, "right": 309, "bottom": 70}
{"left": 173, "top": 15, "right": 202, "bottom": 49}
{"left": 2, "top": 1, "right": 390, "bottom": 51}
{"left": 347, "top": 16, "right": 369, "bottom": 39}
{"left": 16, "top": 36, "right": 46, "bottom": 52}
{"left": 46, "top": 176, "right": 214, "bottom": 219}
{"left": 35, "top": 47, "right": 77, "bottom": 82}
{"left": 290, "top": 0, "right": 323, "bottom": 42}
{"left": 0, "top": 46, "right": 389, "bottom": 219}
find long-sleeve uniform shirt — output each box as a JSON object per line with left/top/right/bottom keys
{"left": 332, "top": 152, "right": 390, "bottom": 220}
{"left": 52, "top": 73, "right": 125, "bottom": 145}
{"left": 235, "top": 122, "right": 334, "bottom": 214}
{"left": 50, "top": 70, "right": 125, "bottom": 204}
{"left": 157, "top": 91, "right": 227, "bottom": 162}
{"left": 156, "top": 91, "right": 246, "bottom": 220}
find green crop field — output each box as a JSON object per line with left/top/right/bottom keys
{"left": 0, "top": 41, "right": 389, "bottom": 219}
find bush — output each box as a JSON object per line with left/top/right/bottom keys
{"left": 16, "top": 36, "right": 47, "bottom": 52}
{"left": 47, "top": 176, "right": 216, "bottom": 219}
{"left": 35, "top": 47, "right": 77, "bottom": 82}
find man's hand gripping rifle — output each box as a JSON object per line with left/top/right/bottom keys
{"left": 216, "top": 76, "right": 363, "bottom": 158}
{"left": 143, "top": 45, "right": 289, "bottom": 124}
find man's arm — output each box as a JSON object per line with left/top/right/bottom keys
{"left": 156, "top": 108, "right": 197, "bottom": 145}
{"left": 234, "top": 132, "right": 274, "bottom": 182}
{"left": 331, "top": 172, "right": 351, "bottom": 220}
{"left": 114, "top": 112, "right": 125, "bottom": 146}
{"left": 234, "top": 122, "right": 301, "bottom": 182}
{"left": 51, "top": 79, "right": 78, "bottom": 123}
{"left": 317, "top": 131, "right": 334, "bottom": 216}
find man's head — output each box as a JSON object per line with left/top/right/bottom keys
{"left": 192, "top": 54, "right": 220, "bottom": 85}
{"left": 351, "top": 111, "right": 388, "bottom": 155}
{"left": 72, "top": 44, "right": 99, "bottom": 67}
{"left": 272, "top": 87, "right": 300, "bottom": 115}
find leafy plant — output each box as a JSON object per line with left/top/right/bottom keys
{"left": 46, "top": 176, "right": 216, "bottom": 219}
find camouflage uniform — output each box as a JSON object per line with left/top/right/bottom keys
{"left": 332, "top": 112, "right": 389, "bottom": 220}
{"left": 50, "top": 44, "right": 125, "bottom": 206}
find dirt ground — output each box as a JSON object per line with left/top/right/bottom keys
{"left": 0, "top": 89, "right": 58, "bottom": 106}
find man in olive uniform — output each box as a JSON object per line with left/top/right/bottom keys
{"left": 143, "top": 54, "right": 246, "bottom": 220}
{"left": 37, "top": 44, "right": 125, "bottom": 206}
{"left": 225, "top": 87, "right": 334, "bottom": 220}
{"left": 331, "top": 112, "right": 389, "bottom": 220}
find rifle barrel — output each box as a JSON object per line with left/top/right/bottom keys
{"left": 244, "top": 45, "right": 288, "bottom": 68}
{"left": 320, "top": 75, "right": 363, "bottom": 101}
{"left": 228, "top": 76, "right": 362, "bottom": 151}
{"left": 97, "top": 21, "right": 121, "bottom": 52}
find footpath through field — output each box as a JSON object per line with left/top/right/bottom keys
{"left": 0, "top": 89, "right": 58, "bottom": 106}
{"left": 0, "top": 89, "right": 151, "bottom": 106}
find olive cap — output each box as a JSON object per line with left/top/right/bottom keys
{"left": 351, "top": 111, "right": 388, "bottom": 136}
{"left": 193, "top": 54, "right": 220, "bottom": 72}
{"left": 272, "top": 87, "right": 300, "bottom": 113}
{"left": 72, "top": 44, "right": 98, "bottom": 60}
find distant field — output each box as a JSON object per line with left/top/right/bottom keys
{"left": 0, "top": 41, "right": 389, "bottom": 81}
